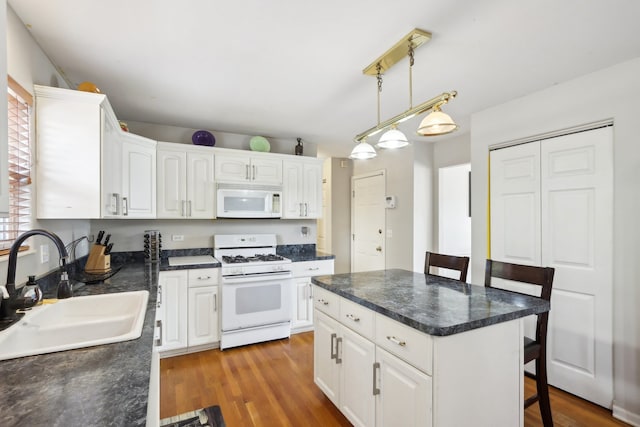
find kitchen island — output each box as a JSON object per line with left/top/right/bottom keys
{"left": 311, "top": 269, "right": 550, "bottom": 427}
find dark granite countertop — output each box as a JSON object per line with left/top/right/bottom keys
{"left": 0, "top": 261, "right": 158, "bottom": 427}
{"left": 311, "top": 269, "right": 550, "bottom": 337}
{"left": 277, "top": 244, "right": 335, "bottom": 262}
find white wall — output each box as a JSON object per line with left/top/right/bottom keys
{"left": 320, "top": 158, "right": 352, "bottom": 274}
{"left": 471, "top": 57, "right": 640, "bottom": 424}
{"left": 2, "top": 5, "right": 91, "bottom": 287}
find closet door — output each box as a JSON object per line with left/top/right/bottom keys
{"left": 490, "top": 126, "right": 613, "bottom": 408}
{"left": 541, "top": 127, "right": 613, "bottom": 408}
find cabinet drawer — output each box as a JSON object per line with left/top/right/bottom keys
{"left": 375, "top": 314, "right": 433, "bottom": 375}
{"left": 339, "top": 298, "right": 375, "bottom": 340}
{"left": 187, "top": 268, "right": 219, "bottom": 287}
{"left": 292, "top": 260, "right": 334, "bottom": 277}
{"left": 313, "top": 285, "right": 340, "bottom": 318}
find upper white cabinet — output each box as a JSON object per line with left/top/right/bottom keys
{"left": 157, "top": 142, "right": 215, "bottom": 219}
{"left": 282, "top": 159, "right": 322, "bottom": 218}
{"left": 35, "top": 85, "right": 122, "bottom": 219}
{"left": 121, "top": 132, "right": 157, "bottom": 218}
{"left": 215, "top": 153, "right": 282, "bottom": 184}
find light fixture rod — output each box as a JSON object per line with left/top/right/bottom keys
{"left": 354, "top": 91, "right": 457, "bottom": 142}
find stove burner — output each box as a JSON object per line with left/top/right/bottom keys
{"left": 222, "top": 254, "right": 286, "bottom": 264}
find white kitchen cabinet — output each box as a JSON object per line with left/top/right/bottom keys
{"left": 375, "top": 347, "right": 432, "bottom": 427}
{"left": 157, "top": 142, "right": 215, "bottom": 219}
{"left": 282, "top": 159, "right": 322, "bottom": 218}
{"left": 215, "top": 153, "right": 282, "bottom": 184}
{"left": 291, "top": 259, "right": 334, "bottom": 332}
{"left": 121, "top": 132, "right": 156, "bottom": 218}
{"left": 340, "top": 325, "right": 376, "bottom": 427}
{"left": 35, "top": 85, "right": 122, "bottom": 218}
{"left": 314, "top": 309, "right": 341, "bottom": 406}
{"left": 187, "top": 268, "right": 220, "bottom": 349}
{"left": 156, "top": 270, "right": 188, "bottom": 355}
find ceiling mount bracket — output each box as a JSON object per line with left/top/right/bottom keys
{"left": 362, "top": 29, "right": 432, "bottom": 76}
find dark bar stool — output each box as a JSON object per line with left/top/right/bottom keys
{"left": 424, "top": 251, "right": 470, "bottom": 282}
{"left": 484, "top": 259, "right": 555, "bottom": 427}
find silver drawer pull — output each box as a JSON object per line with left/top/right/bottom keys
{"left": 386, "top": 335, "right": 406, "bottom": 347}
{"left": 197, "top": 276, "right": 211, "bottom": 280}
{"left": 307, "top": 267, "right": 320, "bottom": 271}
{"left": 317, "top": 298, "right": 329, "bottom": 305}
{"left": 346, "top": 313, "right": 360, "bottom": 322}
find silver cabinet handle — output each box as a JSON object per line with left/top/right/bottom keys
{"left": 188, "top": 200, "right": 192, "bottom": 217}
{"left": 112, "top": 193, "right": 121, "bottom": 215}
{"left": 181, "top": 200, "right": 186, "bottom": 217}
{"left": 317, "top": 298, "right": 329, "bottom": 305}
{"left": 307, "top": 267, "right": 320, "bottom": 271}
{"left": 346, "top": 313, "right": 360, "bottom": 322}
{"left": 308, "top": 284, "right": 313, "bottom": 300}
{"left": 305, "top": 202, "right": 308, "bottom": 217}
{"left": 157, "top": 285, "right": 163, "bottom": 307}
{"left": 155, "top": 320, "right": 163, "bottom": 347}
{"left": 373, "top": 362, "right": 381, "bottom": 395}
{"left": 245, "top": 164, "right": 250, "bottom": 180}
{"left": 197, "top": 276, "right": 211, "bottom": 280}
{"left": 299, "top": 203, "right": 304, "bottom": 217}
{"left": 386, "top": 335, "right": 406, "bottom": 347}
{"left": 252, "top": 164, "right": 256, "bottom": 180}
{"left": 336, "top": 337, "right": 343, "bottom": 364}
{"left": 330, "top": 333, "right": 337, "bottom": 360}
{"left": 122, "top": 197, "right": 128, "bottom": 216}
{"left": 213, "top": 293, "right": 217, "bottom": 312}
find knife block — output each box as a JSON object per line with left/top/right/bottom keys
{"left": 85, "top": 244, "right": 111, "bottom": 274}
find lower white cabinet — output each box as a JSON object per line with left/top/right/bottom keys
{"left": 157, "top": 268, "right": 220, "bottom": 357}
{"left": 156, "top": 270, "right": 188, "bottom": 354}
{"left": 291, "top": 259, "right": 334, "bottom": 332}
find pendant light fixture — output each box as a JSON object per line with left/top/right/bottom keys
{"left": 351, "top": 29, "right": 458, "bottom": 158}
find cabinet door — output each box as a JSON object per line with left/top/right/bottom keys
{"left": 101, "top": 111, "right": 123, "bottom": 218}
{"left": 303, "top": 162, "right": 322, "bottom": 218}
{"left": 251, "top": 157, "right": 282, "bottom": 184}
{"left": 314, "top": 309, "right": 341, "bottom": 406}
{"left": 188, "top": 285, "right": 219, "bottom": 346}
{"left": 291, "top": 277, "right": 313, "bottom": 331}
{"left": 214, "top": 154, "right": 249, "bottom": 182}
{"left": 282, "top": 161, "right": 304, "bottom": 218}
{"left": 376, "top": 347, "right": 432, "bottom": 427}
{"left": 186, "top": 151, "right": 215, "bottom": 218}
{"left": 122, "top": 134, "right": 156, "bottom": 218}
{"left": 157, "top": 271, "right": 188, "bottom": 352}
{"left": 157, "top": 149, "right": 187, "bottom": 218}
{"left": 340, "top": 326, "right": 376, "bottom": 427}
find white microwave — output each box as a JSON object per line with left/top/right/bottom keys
{"left": 216, "top": 183, "right": 282, "bottom": 218}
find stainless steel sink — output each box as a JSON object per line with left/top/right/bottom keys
{"left": 0, "top": 290, "right": 149, "bottom": 361}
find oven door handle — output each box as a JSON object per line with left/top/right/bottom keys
{"left": 222, "top": 271, "right": 293, "bottom": 284}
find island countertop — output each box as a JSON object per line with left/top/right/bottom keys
{"left": 311, "top": 268, "right": 550, "bottom": 336}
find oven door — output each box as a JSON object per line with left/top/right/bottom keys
{"left": 222, "top": 276, "right": 292, "bottom": 332}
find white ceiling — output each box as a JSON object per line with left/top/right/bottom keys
{"left": 9, "top": 0, "right": 640, "bottom": 157}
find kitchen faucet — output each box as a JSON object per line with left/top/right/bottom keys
{"left": 0, "top": 229, "right": 70, "bottom": 322}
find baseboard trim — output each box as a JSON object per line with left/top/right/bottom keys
{"left": 613, "top": 404, "right": 640, "bottom": 427}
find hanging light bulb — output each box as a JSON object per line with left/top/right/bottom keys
{"left": 417, "top": 105, "right": 458, "bottom": 136}
{"left": 349, "top": 140, "right": 377, "bottom": 160}
{"left": 377, "top": 125, "right": 409, "bottom": 149}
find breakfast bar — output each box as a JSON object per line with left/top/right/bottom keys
{"left": 311, "top": 269, "right": 550, "bottom": 427}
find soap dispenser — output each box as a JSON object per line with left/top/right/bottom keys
{"left": 20, "top": 275, "right": 43, "bottom": 308}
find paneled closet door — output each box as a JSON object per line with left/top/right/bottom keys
{"left": 490, "top": 127, "right": 613, "bottom": 408}
{"left": 541, "top": 127, "right": 613, "bottom": 408}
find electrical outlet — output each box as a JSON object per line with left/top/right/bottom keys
{"left": 40, "top": 245, "right": 50, "bottom": 264}
{"left": 172, "top": 234, "right": 184, "bottom": 242}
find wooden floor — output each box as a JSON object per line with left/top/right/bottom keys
{"left": 161, "top": 332, "right": 629, "bottom": 427}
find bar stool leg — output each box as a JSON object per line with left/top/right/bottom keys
{"left": 536, "top": 354, "right": 554, "bottom": 427}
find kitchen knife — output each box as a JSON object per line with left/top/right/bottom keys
{"left": 96, "top": 230, "right": 105, "bottom": 245}
{"left": 103, "top": 234, "right": 111, "bottom": 246}
{"left": 104, "top": 243, "right": 114, "bottom": 255}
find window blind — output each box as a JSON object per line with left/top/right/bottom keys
{"left": 1, "top": 77, "right": 33, "bottom": 247}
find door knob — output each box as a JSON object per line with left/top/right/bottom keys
{"left": 376, "top": 246, "right": 382, "bottom": 252}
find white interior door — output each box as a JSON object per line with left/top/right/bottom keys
{"left": 490, "top": 127, "right": 613, "bottom": 408}
{"left": 541, "top": 127, "right": 613, "bottom": 408}
{"left": 351, "top": 171, "right": 386, "bottom": 272}
{"left": 438, "top": 163, "right": 472, "bottom": 281}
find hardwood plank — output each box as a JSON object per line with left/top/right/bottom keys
{"left": 161, "top": 332, "right": 629, "bottom": 426}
